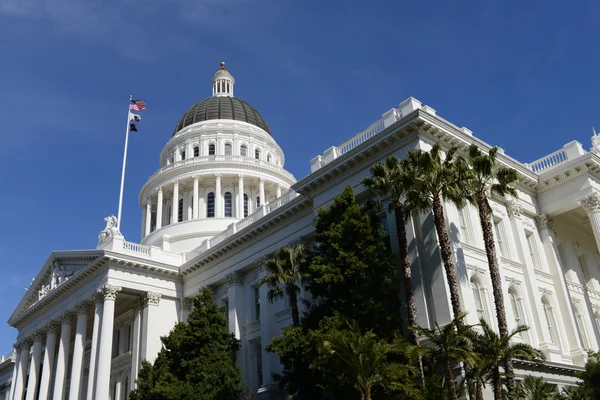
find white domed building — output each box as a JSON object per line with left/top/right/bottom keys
{"left": 4, "top": 63, "right": 600, "bottom": 400}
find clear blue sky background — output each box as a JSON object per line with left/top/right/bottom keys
{"left": 1, "top": 0, "right": 599, "bottom": 352}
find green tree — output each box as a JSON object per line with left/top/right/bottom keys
{"left": 311, "top": 320, "right": 421, "bottom": 400}
{"left": 577, "top": 350, "right": 600, "bottom": 399}
{"left": 260, "top": 243, "right": 305, "bottom": 327}
{"left": 268, "top": 186, "right": 404, "bottom": 399}
{"left": 130, "top": 288, "right": 242, "bottom": 400}
{"left": 411, "top": 314, "right": 477, "bottom": 400}
{"left": 514, "top": 376, "right": 563, "bottom": 400}
{"left": 402, "top": 143, "right": 470, "bottom": 322}
{"left": 464, "top": 144, "right": 520, "bottom": 393}
{"left": 468, "top": 320, "right": 544, "bottom": 400}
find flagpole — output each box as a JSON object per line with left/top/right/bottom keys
{"left": 116, "top": 94, "right": 133, "bottom": 231}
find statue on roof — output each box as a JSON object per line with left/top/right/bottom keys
{"left": 592, "top": 127, "right": 600, "bottom": 156}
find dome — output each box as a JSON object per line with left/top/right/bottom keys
{"left": 172, "top": 96, "right": 272, "bottom": 136}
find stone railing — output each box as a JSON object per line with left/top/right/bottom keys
{"left": 526, "top": 140, "right": 586, "bottom": 174}
{"left": 148, "top": 155, "right": 295, "bottom": 181}
{"left": 0, "top": 350, "right": 14, "bottom": 364}
{"left": 122, "top": 241, "right": 152, "bottom": 257}
{"left": 337, "top": 120, "right": 386, "bottom": 156}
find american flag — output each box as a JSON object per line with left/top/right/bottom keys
{"left": 129, "top": 99, "right": 147, "bottom": 111}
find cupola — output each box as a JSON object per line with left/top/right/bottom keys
{"left": 211, "top": 62, "right": 235, "bottom": 97}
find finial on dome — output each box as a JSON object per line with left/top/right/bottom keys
{"left": 211, "top": 62, "right": 235, "bottom": 97}
{"left": 221, "top": 61, "right": 226, "bottom": 69}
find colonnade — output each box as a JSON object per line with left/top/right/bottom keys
{"left": 10, "top": 286, "right": 162, "bottom": 400}
{"left": 142, "top": 174, "right": 284, "bottom": 237}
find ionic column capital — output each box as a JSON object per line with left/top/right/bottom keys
{"left": 97, "top": 285, "right": 121, "bottom": 301}
{"left": 580, "top": 193, "right": 600, "bottom": 213}
{"left": 142, "top": 292, "right": 161, "bottom": 307}
{"left": 215, "top": 173, "right": 222, "bottom": 179}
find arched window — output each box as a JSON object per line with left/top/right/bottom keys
{"left": 178, "top": 199, "right": 183, "bottom": 222}
{"left": 170, "top": 154, "right": 174, "bottom": 164}
{"left": 244, "top": 194, "right": 249, "bottom": 217}
{"left": 509, "top": 287, "right": 529, "bottom": 343}
{"left": 208, "top": 143, "right": 216, "bottom": 155}
{"left": 240, "top": 145, "right": 248, "bottom": 157}
{"left": 542, "top": 296, "right": 560, "bottom": 348}
{"left": 194, "top": 146, "right": 199, "bottom": 157}
{"left": 225, "top": 143, "right": 232, "bottom": 156}
{"left": 255, "top": 148, "right": 261, "bottom": 160}
{"left": 256, "top": 196, "right": 261, "bottom": 208}
{"left": 181, "top": 151, "right": 186, "bottom": 160}
{"left": 207, "top": 192, "right": 215, "bottom": 218}
{"left": 470, "top": 276, "right": 488, "bottom": 323}
{"left": 575, "top": 305, "right": 591, "bottom": 349}
{"left": 224, "top": 192, "right": 232, "bottom": 217}
{"left": 267, "top": 154, "right": 272, "bottom": 163}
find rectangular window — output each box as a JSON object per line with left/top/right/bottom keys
{"left": 256, "top": 343, "right": 263, "bottom": 387}
{"left": 256, "top": 196, "right": 261, "bottom": 208}
{"left": 526, "top": 232, "right": 542, "bottom": 271}
{"left": 578, "top": 255, "right": 591, "bottom": 287}
{"left": 494, "top": 219, "right": 508, "bottom": 257}
{"left": 254, "top": 287, "right": 260, "bottom": 321}
{"left": 576, "top": 312, "right": 591, "bottom": 349}
{"left": 458, "top": 207, "right": 473, "bottom": 245}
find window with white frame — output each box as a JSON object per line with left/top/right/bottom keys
{"left": 207, "top": 192, "right": 215, "bottom": 218}
{"left": 243, "top": 194, "right": 249, "bottom": 217}
{"left": 471, "top": 276, "right": 488, "bottom": 323}
{"left": 224, "top": 192, "right": 233, "bottom": 217}
{"left": 458, "top": 206, "right": 473, "bottom": 245}
{"left": 574, "top": 304, "right": 591, "bottom": 349}
{"left": 255, "top": 148, "right": 261, "bottom": 160}
{"left": 208, "top": 143, "right": 216, "bottom": 155}
{"left": 526, "top": 231, "right": 543, "bottom": 271}
{"left": 193, "top": 146, "right": 199, "bottom": 157}
{"left": 178, "top": 199, "right": 183, "bottom": 222}
{"left": 578, "top": 254, "right": 592, "bottom": 287}
{"left": 225, "top": 143, "right": 232, "bottom": 156}
{"left": 254, "top": 287, "right": 260, "bottom": 321}
{"left": 509, "top": 287, "right": 529, "bottom": 343}
{"left": 267, "top": 153, "right": 272, "bottom": 163}
{"left": 494, "top": 218, "right": 509, "bottom": 258}
{"left": 542, "top": 296, "right": 560, "bottom": 348}
{"left": 240, "top": 145, "right": 247, "bottom": 157}
{"left": 181, "top": 150, "right": 186, "bottom": 160}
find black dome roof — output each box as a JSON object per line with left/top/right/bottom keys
{"left": 173, "top": 96, "right": 271, "bottom": 136}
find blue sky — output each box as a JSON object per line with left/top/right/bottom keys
{"left": 1, "top": 0, "right": 599, "bottom": 352}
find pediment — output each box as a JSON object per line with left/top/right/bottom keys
{"left": 9, "top": 250, "right": 102, "bottom": 325}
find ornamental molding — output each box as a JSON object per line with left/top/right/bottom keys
{"left": 579, "top": 193, "right": 600, "bottom": 213}
{"left": 46, "top": 320, "right": 61, "bottom": 334}
{"left": 505, "top": 276, "right": 522, "bottom": 288}
{"left": 507, "top": 202, "right": 522, "bottom": 218}
{"left": 490, "top": 202, "right": 507, "bottom": 218}
{"left": 226, "top": 272, "right": 244, "bottom": 287}
{"left": 61, "top": 312, "right": 75, "bottom": 323}
{"left": 97, "top": 285, "right": 121, "bottom": 301}
{"left": 142, "top": 292, "right": 161, "bottom": 307}
{"left": 33, "top": 330, "right": 44, "bottom": 342}
{"left": 522, "top": 217, "right": 536, "bottom": 231}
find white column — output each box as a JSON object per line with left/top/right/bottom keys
{"left": 237, "top": 175, "right": 244, "bottom": 218}
{"left": 215, "top": 174, "right": 222, "bottom": 218}
{"left": 38, "top": 323, "right": 59, "bottom": 400}
{"left": 129, "top": 303, "right": 142, "bottom": 391}
{"left": 24, "top": 334, "right": 42, "bottom": 400}
{"left": 140, "top": 292, "right": 162, "bottom": 363}
{"left": 12, "top": 341, "right": 30, "bottom": 400}
{"left": 172, "top": 180, "right": 179, "bottom": 224}
{"left": 580, "top": 193, "right": 600, "bottom": 254}
{"left": 94, "top": 285, "right": 120, "bottom": 400}
{"left": 226, "top": 273, "right": 244, "bottom": 340}
{"left": 257, "top": 267, "right": 272, "bottom": 387}
{"left": 86, "top": 295, "right": 103, "bottom": 400}
{"left": 53, "top": 313, "right": 73, "bottom": 400}
{"left": 8, "top": 346, "right": 17, "bottom": 400}
{"left": 145, "top": 200, "right": 152, "bottom": 236}
{"left": 193, "top": 176, "right": 199, "bottom": 219}
{"left": 68, "top": 303, "right": 89, "bottom": 400}
{"left": 259, "top": 178, "right": 265, "bottom": 207}
{"left": 114, "top": 379, "right": 123, "bottom": 400}
{"left": 276, "top": 184, "right": 281, "bottom": 198}
{"left": 156, "top": 187, "right": 163, "bottom": 230}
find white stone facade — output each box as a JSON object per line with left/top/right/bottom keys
{"left": 4, "top": 66, "right": 600, "bottom": 399}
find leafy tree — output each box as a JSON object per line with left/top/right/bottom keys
{"left": 514, "top": 375, "right": 563, "bottom": 400}
{"left": 411, "top": 314, "right": 477, "bottom": 400}
{"left": 130, "top": 288, "right": 242, "bottom": 400}
{"left": 268, "top": 186, "right": 404, "bottom": 399}
{"left": 577, "top": 350, "right": 600, "bottom": 399}
{"left": 311, "top": 320, "right": 421, "bottom": 400}
{"left": 402, "top": 143, "right": 470, "bottom": 323}
{"left": 464, "top": 144, "right": 520, "bottom": 393}
{"left": 362, "top": 156, "right": 418, "bottom": 333}
{"left": 260, "top": 243, "right": 305, "bottom": 327}
{"left": 467, "top": 320, "right": 544, "bottom": 400}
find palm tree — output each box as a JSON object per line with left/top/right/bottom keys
{"left": 464, "top": 144, "right": 520, "bottom": 393}
{"left": 411, "top": 314, "right": 477, "bottom": 400}
{"left": 468, "top": 320, "right": 544, "bottom": 400}
{"left": 402, "top": 143, "right": 471, "bottom": 323}
{"left": 259, "top": 244, "right": 305, "bottom": 327}
{"left": 312, "top": 321, "right": 420, "bottom": 400}
{"left": 514, "top": 375, "right": 564, "bottom": 400}
{"left": 362, "top": 156, "right": 418, "bottom": 333}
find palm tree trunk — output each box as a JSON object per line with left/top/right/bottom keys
{"left": 445, "top": 358, "right": 458, "bottom": 400}
{"left": 492, "top": 368, "right": 502, "bottom": 400}
{"left": 395, "top": 204, "right": 418, "bottom": 331}
{"left": 476, "top": 380, "right": 484, "bottom": 400}
{"left": 432, "top": 196, "right": 463, "bottom": 322}
{"left": 366, "top": 385, "right": 372, "bottom": 400}
{"left": 289, "top": 287, "right": 300, "bottom": 328}
{"left": 476, "top": 194, "right": 515, "bottom": 394}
